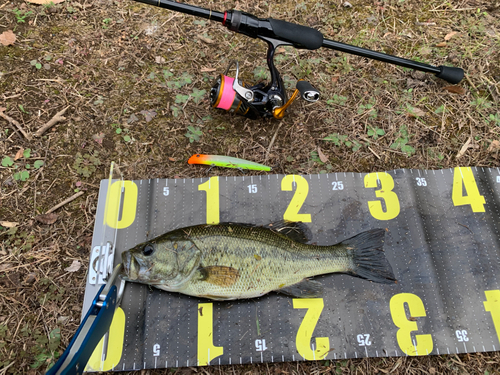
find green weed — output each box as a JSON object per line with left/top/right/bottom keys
{"left": 357, "top": 102, "right": 377, "bottom": 119}
{"left": 2, "top": 149, "right": 43, "bottom": 182}
{"left": 30, "top": 60, "right": 42, "bottom": 70}
{"left": 1, "top": 156, "right": 14, "bottom": 167}
{"left": 367, "top": 127, "right": 385, "bottom": 140}
{"left": 73, "top": 152, "right": 101, "bottom": 177}
{"left": 326, "top": 94, "right": 348, "bottom": 106}
{"left": 185, "top": 126, "right": 203, "bottom": 143}
{"left": 487, "top": 113, "right": 500, "bottom": 127}
{"left": 390, "top": 126, "right": 415, "bottom": 156}
{"left": 102, "top": 18, "right": 112, "bottom": 29}
{"left": 31, "top": 328, "right": 61, "bottom": 369}
{"left": 323, "top": 133, "right": 363, "bottom": 151}
{"left": 111, "top": 123, "right": 131, "bottom": 142}
{"left": 12, "top": 8, "right": 33, "bottom": 23}
{"left": 191, "top": 88, "right": 206, "bottom": 104}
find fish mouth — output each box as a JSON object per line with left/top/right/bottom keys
{"left": 122, "top": 251, "right": 139, "bottom": 281}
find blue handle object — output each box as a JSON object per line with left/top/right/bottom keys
{"left": 46, "top": 284, "right": 118, "bottom": 375}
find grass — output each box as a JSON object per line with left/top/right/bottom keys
{"left": 0, "top": 0, "right": 499, "bottom": 373}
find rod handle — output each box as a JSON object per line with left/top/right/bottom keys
{"left": 268, "top": 18, "right": 323, "bottom": 50}
{"left": 436, "top": 66, "right": 464, "bottom": 84}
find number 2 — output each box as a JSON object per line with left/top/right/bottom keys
{"left": 293, "top": 298, "right": 330, "bottom": 360}
{"left": 281, "top": 175, "right": 311, "bottom": 222}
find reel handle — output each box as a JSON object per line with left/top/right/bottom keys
{"left": 296, "top": 81, "right": 320, "bottom": 102}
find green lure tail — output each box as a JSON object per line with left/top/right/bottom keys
{"left": 188, "top": 154, "right": 272, "bottom": 171}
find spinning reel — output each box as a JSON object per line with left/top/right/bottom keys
{"left": 210, "top": 55, "right": 320, "bottom": 120}
{"left": 132, "top": 0, "right": 465, "bottom": 120}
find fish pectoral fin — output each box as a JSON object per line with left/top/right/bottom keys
{"left": 276, "top": 279, "right": 323, "bottom": 298}
{"left": 198, "top": 266, "right": 240, "bottom": 287}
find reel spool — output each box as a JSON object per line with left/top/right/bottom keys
{"left": 210, "top": 62, "right": 255, "bottom": 118}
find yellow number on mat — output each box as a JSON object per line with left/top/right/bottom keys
{"left": 85, "top": 307, "right": 125, "bottom": 371}
{"left": 452, "top": 167, "right": 485, "bottom": 212}
{"left": 197, "top": 303, "right": 224, "bottom": 366}
{"left": 484, "top": 290, "right": 500, "bottom": 344}
{"left": 105, "top": 181, "right": 138, "bottom": 229}
{"left": 364, "top": 173, "right": 400, "bottom": 221}
{"left": 198, "top": 177, "right": 220, "bottom": 224}
{"left": 390, "top": 293, "right": 433, "bottom": 356}
{"left": 293, "top": 298, "right": 330, "bottom": 360}
{"left": 281, "top": 175, "right": 311, "bottom": 222}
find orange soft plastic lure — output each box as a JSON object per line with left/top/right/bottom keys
{"left": 188, "top": 154, "right": 272, "bottom": 171}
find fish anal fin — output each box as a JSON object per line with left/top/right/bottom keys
{"left": 199, "top": 266, "right": 240, "bottom": 287}
{"left": 276, "top": 279, "right": 323, "bottom": 298}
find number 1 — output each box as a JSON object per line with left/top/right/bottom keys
{"left": 198, "top": 177, "right": 220, "bottom": 224}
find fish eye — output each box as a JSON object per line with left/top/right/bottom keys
{"left": 143, "top": 244, "right": 155, "bottom": 256}
{"left": 196, "top": 154, "right": 200, "bottom": 157}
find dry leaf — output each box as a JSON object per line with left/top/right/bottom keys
{"left": 407, "top": 106, "right": 425, "bottom": 117}
{"left": 92, "top": 132, "right": 105, "bottom": 144}
{"left": 168, "top": 157, "right": 176, "bottom": 162}
{"left": 140, "top": 109, "right": 157, "bottom": 122}
{"left": 436, "top": 42, "right": 447, "bottom": 47}
{"left": 0, "top": 30, "right": 16, "bottom": 46}
{"left": 0, "top": 263, "right": 13, "bottom": 272}
{"left": 26, "top": 0, "right": 65, "bottom": 4}
{"left": 443, "top": 86, "right": 466, "bottom": 95}
{"left": 35, "top": 213, "right": 59, "bottom": 224}
{"left": 155, "top": 56, "right": 166, "bottom": 64}
{"left": 64, "top": 260, "right": 81, "bottom": 273}
{"left": 444, "top": 31, "right": 458, "bottom": 41}
{"left": 0, "top": 221, "right": 19, "bottom": 228}
{"left": 317, "top": 146, "right": 329, "bottom": 163}
{"left": 488, "top": 140, "right": 500, "bottom": 152}
{"left": 15, "top": 148, "right": 24, "bottom": 161}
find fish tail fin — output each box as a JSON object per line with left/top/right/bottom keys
{"left": 340, "top": 229, "right": 396, "bottom": 284}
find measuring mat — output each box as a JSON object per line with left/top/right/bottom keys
{"left": 82, "top": 167, "right": 500, "bottom": 371}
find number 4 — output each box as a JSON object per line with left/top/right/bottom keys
{"left": 452, "top": 167, "right": 485, "bottom": 212}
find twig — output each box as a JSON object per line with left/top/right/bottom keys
{"left": 0, "top": 109, "right": 32, "bottom": 140}
{"left": 34, "top": 106, "right": 70, "bottom": 137}
{"left": 45, "top": 191, "right": 84, "bottom": 214}
{"left": 265, "top": 122, "right": 283, "bottom": 163}
{"left": 368, "top": 146, "right": 381, "bottom": 159}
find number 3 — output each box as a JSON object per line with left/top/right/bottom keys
{"left": 364, "top": 173, "right": 400, "bottom": 221}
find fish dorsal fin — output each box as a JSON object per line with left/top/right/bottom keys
{"left": 211, "top": 221, "right": 311, "bottom": 243}
{"left": 265, "top": 221, "right": 311, "bottom": 244}
{"left": 276, "top": 279, "right": 323, "bottom": 298}
{"left": 198, "top": 266, "right": 240, "bottom": 287}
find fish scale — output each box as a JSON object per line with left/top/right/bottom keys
{"left": 183, "top": 225, "right": 354, "bottom": 299}
{"left": 121, "top": 223, "right": 396, "bottom": 300}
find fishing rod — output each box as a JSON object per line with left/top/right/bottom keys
{"left": 133, "top": 0, "right": 465, "bottom": 120}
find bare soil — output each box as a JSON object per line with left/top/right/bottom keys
{"left": 1, "top": 0, "right": 499, "bottom": 373}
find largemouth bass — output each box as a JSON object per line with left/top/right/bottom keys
{"left": 121, "top": 222, "right": 396, "bottom": 300}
